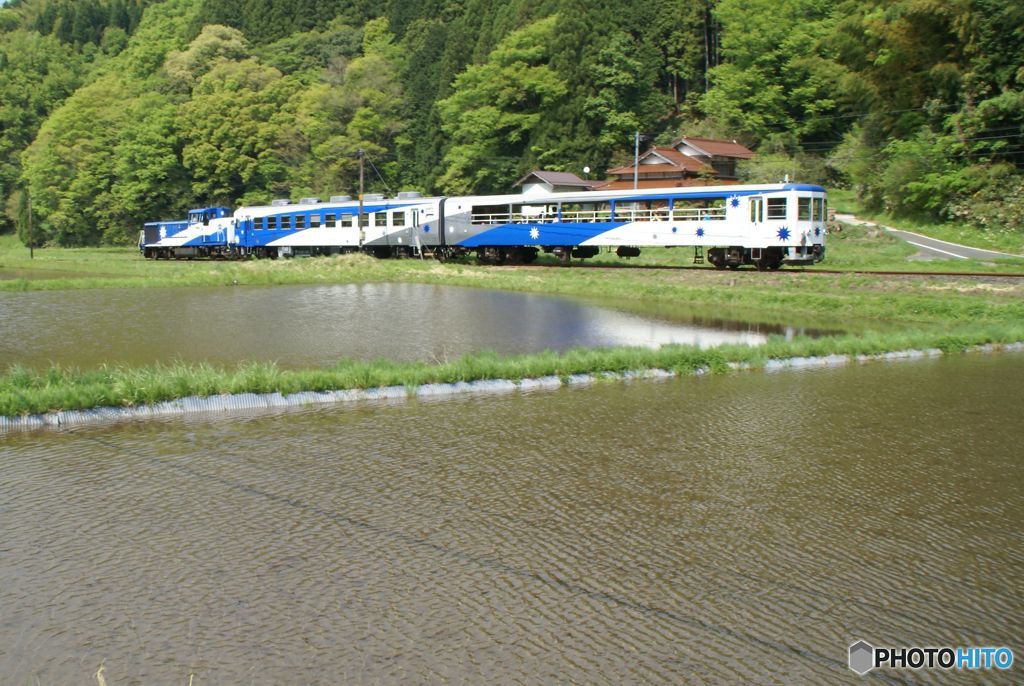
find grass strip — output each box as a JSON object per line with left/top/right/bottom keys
{"left": 3, "top": 324, "right": 1023, "bottom": 417}
{"left": 829, "top": 189, "right": 1024, "bottom": 256}
{"left": 3, "top": 217, "right": 1024, "bottom": 299}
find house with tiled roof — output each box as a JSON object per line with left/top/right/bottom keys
{"left": 514, "top": 171, "right": 596, "bottom": 195}
{"left": 594, "top": 136, "right": 754, "bottom": 190}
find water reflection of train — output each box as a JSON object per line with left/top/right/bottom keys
{"left": 140, "top": 183, "right": 828, "bottom": 270}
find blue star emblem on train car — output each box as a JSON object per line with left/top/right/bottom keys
{"left": 729, "top": 195, "right": 741, "bottom": 208}
{"left": 696, "top": 227, "right": 705, "bottom": 238}
{"left": 529, "top": 227, "right": 540, "bottom": 241}
{"left": 423, "top": 225, "right": 431, "bottom": 233}
{"left": 777, "top": 226, "right": 791, "bottom": 241}
{"left": 814, "top": 227, "right": 821, "bottom": 237}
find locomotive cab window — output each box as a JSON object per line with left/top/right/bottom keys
{"left": 766, "top": 197, "right": 787, "bottom": 220}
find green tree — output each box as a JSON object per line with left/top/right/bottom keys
{"left": 20, "top": 77, "right": 131, "bottom": 245}
{"left": 16, "top": 0, "right": 204, "bottom": 244}
{"left": 582, "top": 32, "right": 670, "bottom": 152}
{"left": 107, "top": 93, "right": 191, "bottom": 240}
{"left": 178, "top": 59, "right": 303, "bottom": 202}
{"left": 287, "top": 17, "right": 408, "bottom": 196}
{"left": 436, "top": 15, "right": 565, "bottom": 193}
{"left": 163, "top": 23, "right": 250, "bottom": 92}
{"left": 254, "top": 18, "right": 361, "bottom": 76}
{"left": 701, "top": 0, "right": 838, "bottom": 142}
{"left": 0, "top": 30, "right": 86, "bottom": 234}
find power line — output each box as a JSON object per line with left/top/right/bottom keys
{"left": 365, "top": 155, "right": 393, "bottom": 195}
{"left": 801, "top": 131, "right": 1024, "bottom": 147}
{"left": 753, "top": 103, "right": 965, "bottom": 133}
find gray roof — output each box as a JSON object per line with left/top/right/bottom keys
{"left": 515, "top": 170, "right": 595, "bottom": 188}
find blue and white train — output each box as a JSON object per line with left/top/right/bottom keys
{"left": 140, "top": 206, "right": 232, "bottom": 259}
{"left": 140, "top": 183, "right": 828, "bottom": 269}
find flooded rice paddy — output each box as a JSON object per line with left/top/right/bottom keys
{"left": 1, "top": 353, "right": 1021, "bottom": 683}
{"left": 0, "top": 283, "right": 803, "bottom": 370}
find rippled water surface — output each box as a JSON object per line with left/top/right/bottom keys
{"left": 0, "top": 283, "right": 787, "bottom": 370}
{"left": 1, "top": 354, "right": 1021, "bottom": 683}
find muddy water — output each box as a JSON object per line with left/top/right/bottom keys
{"left": 0, "top": 283, "right": 790, "bottom": 370}
{"left": 1, "top": 354, "right": 1021, "bottom": 683}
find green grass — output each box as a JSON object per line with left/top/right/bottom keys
{"left": 3, "top": 323, "right": 1023, "bottom": 417}
{"left": 829, "top": 189, "right": 1024, "bottom": 256}
{"left": 3, "top": 214, "right": 1024, "bottom": 298}
{"left": 2, "top": 241, "right": 1023, "bottom": 324}
{"left": 3, "top": 225, "right": 1024, "bottom": 417}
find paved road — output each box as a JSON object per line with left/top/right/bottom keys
{"left": 835, "top": 213, "right": 1022, "bottom": 260}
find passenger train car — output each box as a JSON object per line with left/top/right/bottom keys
{"left": 142, "top": 184, "right": 828, "bottom": 269}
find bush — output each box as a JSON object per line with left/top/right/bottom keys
{"left": 947, "top": 168, "right": 1024, "bottom": 233}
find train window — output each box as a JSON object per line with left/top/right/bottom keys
{"left": 325, "top": 214, "right": 336, "bottom": 226}
{"left": 341, "top": 214, "right": 353, "bottom": 228}
{"left": 375, "top": 213, "right": 388, "bottom": 227}
{"left": 749, "top": 197, "right": 763, "bottom": 223}
{"left": 821, "top": 199, "right": 828, "bottom": 222}
{"left": 295, "top": 215, "right": 306, "bottom": 229}
{"left": 310, "top": 215, "right": 321, "bottom": 228}
{"left": 812, "top": 198, "right": 825, "bottom": 221}
{"left": 267, "top": 216, "right": 277, "bottom": 230}
{"left": 798, "top": 198, "right": 812, "bottom": 221}
{"left": 766, "top": 197, "right": 787, "bottom": 220}
{"left": 359, "top": 214, "right": 370, "bottom": 227}
{"left": 392, "top": 211, "right": 406, "bottom": 227}
{"left": 281, "top": 216, "right": 291, "bottom": 229}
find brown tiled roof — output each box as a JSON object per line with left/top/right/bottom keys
{"left": 607, "top": 147, "right": 710, "bottom": 176}
{"left": 674, "top": 136, "right": 754, "bottom": 159}
{"left": 590, "top": 178, "right": 741, "bottom": 191}
{"left": 609, "top": 163, "right": 700, "bottom": 176}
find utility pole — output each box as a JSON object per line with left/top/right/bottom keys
{"left": 633, "top": 131, "right": 640, "bottom": 190}
{"left": 704, "top": 6, "right": 711, "bottom": 94}
{"left": 357, "top": 149, "right": 365, "bottom": 247}
{"left": 27, "top": 187, "right": 33, "bottom": 260}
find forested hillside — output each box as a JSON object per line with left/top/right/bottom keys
{"left": 0, "top": 0, "right": 1020, "bottom": 245}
